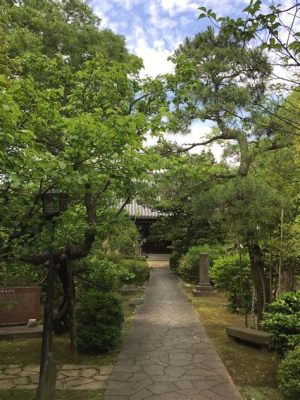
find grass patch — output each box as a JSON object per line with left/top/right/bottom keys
{"left": 0, "top": 389, "right": 104, "bottom": 400}
{"left": 242, "top": 387, "right": 283, "bottom": 400}
{"left": 0, "top": 335, "right": 119, "bottom": 366}
{"left": 180, "top": 283, "right": 283, "bottom": 400}
{"left": 0, "top": 290, "right": 144, "bottom": 366}
{"left": 0, "top": 291, "right": 144, "bottom": 400}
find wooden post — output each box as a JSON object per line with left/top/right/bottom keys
{"left": 278, "top": 205, "right": 284, "bottom": 296}
{"left": 67, "top": 258, "right": 78, "bottom": 363}
{"left": 39, "top": 354, "right": 57, "bottom": 400}
{"left": 37, "top": 220, "right": 56, "bottom": 400}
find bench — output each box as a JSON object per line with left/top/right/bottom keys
{"left": 226, "top": 326, "right": 271, "bottom": 347}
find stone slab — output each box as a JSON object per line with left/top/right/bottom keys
{"left": 0, "top": 364, "right": 112, "bottom": 391}
{"left": 226, "top": 326, "right": 271, "bottom": 346}
{"left": 192, "top": 288, "right": 217, "bottom": 297}
{"left": 104, "top": 269, "right": 242, "bottom": 400}
{"left": 0, "top": 325, "right": 43, "bottom": 341}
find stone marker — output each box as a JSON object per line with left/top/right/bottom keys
{"left": 199, "top": 253, "right": 210, "bottom": 285}
{"left": 192, "top": 253, "right": 216, "bottom": 297}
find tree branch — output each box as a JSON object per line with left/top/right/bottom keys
{"left": 181, "top": 135, "right": 226, "bottom": 152}
{"left": 115, "top": 196, "right": 130, "bottom": 217}
{"left": 129, "top": 93, "right": 153, "bottom": 113}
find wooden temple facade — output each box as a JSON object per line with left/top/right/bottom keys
{"left": 124, "top": 200, "right": 171, "bottom": 256}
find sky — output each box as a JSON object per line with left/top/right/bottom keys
{"left": 91, "top": 0, "right": 253, "bottom": 78}
{"left": 90, "top": 0, "right": 297, "bottom": 160}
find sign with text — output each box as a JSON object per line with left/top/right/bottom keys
{"left": 0, "top": 287, "right": 41, "bottom": 325}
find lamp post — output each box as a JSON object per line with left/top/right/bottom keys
{"left": 37, "top": 189, "right": 67, "bottom": 400}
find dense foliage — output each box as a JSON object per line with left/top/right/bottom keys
{"left": 177, "top": 244, "right": 225, "bottom": 282}
{"left": 146, "top": 18, "right": 300, "bottom": 323}
{"left": 261, "top": 292, "right": 300, "bottom": 355}
{"left": 0, "top": 0, "right": 165, "bottom": 334}
{"left": 115, "top": 257, "right": 150, "bottom": 286}
{"left": 76, "top": 290, "right": 123, "bottom": 353}
{"left": 77, "top": 254, "right": 149, "bottom": 292}
{"left": 105, "top": 216, "right": 140, "bottom": 256}
{"left": 82, "top": 258, "right": 134, "bottom": 292}
{"left": 210, "top": 253, "right": 252, "bottom": 312}
{"left": 0, "top": 0, "right": 299, "bottom": 366}
{"left": 279, "top": 345, "right": 300, "bottom": 400}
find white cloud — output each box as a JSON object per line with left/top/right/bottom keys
{"left": 93, "top": 2, "right": 120, "bottom": 32}
{"left": 123, "top": 22, "right": 175, "bottom": 77}
{"left": 148, "top": 2, "right": 177, "bottom": 30}
{"left": 144, "top": 122, "right": 224, "bottom": 161}
{"left": 160, "top": 0, "right": 199, "bottom": 16}
{"left": 183, "top": 122, "right": 224, "bottom": 161}
{"left": 92, "top": 0, "right": 113, "bottom": 15}
{"left": 179, "top": 15, "right": 190, "bottom": 26}
{"left": 160, "top": 0, "right": 248, "bottom": 18}
{"left": 110, "top": 0, "right": 140, "bottom": 11}
{"left": 134, "top": 37, "right": 174, "bottom": 77}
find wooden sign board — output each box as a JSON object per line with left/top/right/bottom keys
{"left": 0, "top": 287, "right": 41, "bottom": 325}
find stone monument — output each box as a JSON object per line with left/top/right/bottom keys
{"left": 192, "top": 253, "right": 216, "bottom": 297}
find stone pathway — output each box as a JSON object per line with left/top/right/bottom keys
{"left": 104, "top": 269, "right": 242, "bottom": 400}
{"left": 0, "top": 363, "right": 113, "bottom": 390}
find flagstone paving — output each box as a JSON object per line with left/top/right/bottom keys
{"left": 104, "top": 269, "right": 242, "bottom": 400}
{"left": 0, "top": 363, "right": 113, "bottom": 390}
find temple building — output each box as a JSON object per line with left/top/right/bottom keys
{"left": 124, "top": 199, "right": 171, "bottom": 258}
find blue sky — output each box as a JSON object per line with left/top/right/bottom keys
{"left": 91, "top": 0, "right": 253, "bottom": 76}
{"left": 90, "top": 1, "right": 294, "bottom": 159}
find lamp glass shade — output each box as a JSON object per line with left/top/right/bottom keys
{"left": 41, "top": 189, "right": 67, "bottom": 217}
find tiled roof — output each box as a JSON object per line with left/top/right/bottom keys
{"left": 124, "top": 199, "right": 162, "bottom": 219}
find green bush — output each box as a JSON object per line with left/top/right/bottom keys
{"left": 169, "top": 252, "right": 182, "bottom": 271}
{"left": 0, "top": 261, "right": 44, "bottom": 286}
{"left": 177, "top": 244, "right": 225, "bottom": 282}
{"left": 111, "top": 257, "right": 150, "bottom": 285}
{"left": 88, "top": 258, "right": 134, "bottom": 291}
{"left": 261, "top": 291, "right": 300, "bottom": 355}
{"left": 210, "top": 253, "right": 252, "bottom": 312}
{"left": 76, "top": 290, "right": 124, "bottom": 353}
{"left": 107, "top": 216, "right": 139, "bottom": 256}
{"left": 279, "top": 345, "right": 300, "bottom": 400}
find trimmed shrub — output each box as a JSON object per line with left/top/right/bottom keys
{"left": 88, "top": 258, "right": 134, "bottom": 292}
{"left": 177, "top": 244, "right": 225, "bottom": 282}
{"left": 279, "top": 345, "right": 300, "bottom": 400}
{"left": 112, "top": 257, "right": 150, "bottom": 285}
{"left": 261, "top": 291, "right": 300, "bottom": 355}
{"left": 210, "top": 253, "right": 252, "bottom": 312}
{"left": 76, "top": 290, "right": 124, "bottom": 353}
{"left": 130, "top": 262, "right": 150, "bottom": 285}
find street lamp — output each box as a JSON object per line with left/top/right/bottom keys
{"left": 41, "top": 189, "right": 68, "bottom": 218}
{"left": 37, "top": 189, "right": 67, "bottom": 400}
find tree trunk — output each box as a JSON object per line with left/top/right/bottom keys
{"left": 280, "top": 268, "right": 296, "bottom": 293}
{"left": 247, "top": 241, "right": 270, "bottom": 327}
{"left": 66, "top": 258, "right": 78, "bottom": 363}
{"left": 53, "top": 261, "right": 69, "bottom": 334}
{"left": 52, "top": 258, "right": 78, "bottom": 364}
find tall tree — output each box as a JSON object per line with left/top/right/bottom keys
{"left": 0, "top": 0, "right": 166, "bottom": 331}
{"left": 198, "top": 1, "right": 300, "bottom": 129}
{"left": 167, "top": 26, "right": 296, "bottom": 323}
